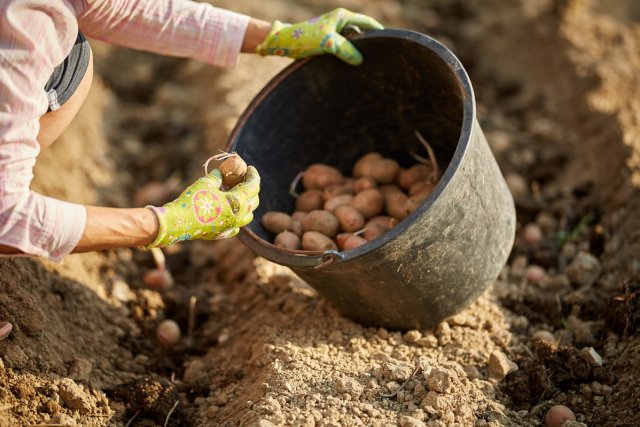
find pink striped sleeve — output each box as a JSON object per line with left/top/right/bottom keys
{"left": 77, "top": 0, "right": 250, "bottom": 68}
{"left": 0, "top": 0, "right": 88, "bottom": 261}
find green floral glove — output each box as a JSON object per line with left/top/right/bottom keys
{"left": 145, "top": 166, "right": 260, "bottom": 248}
{"left": 256, "top": 8, "right": 383, "bottom": 66}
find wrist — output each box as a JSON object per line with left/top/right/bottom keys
{"left": 242, "top": 18, "right": 273, "bottom": 53}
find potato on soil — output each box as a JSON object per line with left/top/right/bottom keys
{"left": 261, "top": 211, "right": 293, "bottom": 234}
{"left": 323, "top": 194, "right": 353, "bottom": 212}
{"left": 354, "top": 177, "right": 377, "bottom": 192}
{"left": 334, "top": 205, "right": 365, "bottom": 232}
{"left": 274, "top": 231, "right": 301, "bottom": 250}
{"left": 302, "top": 164, "right": 344, "bottom": 190}
{"left": 398, "top": 164, "right": 432, "bottom": 190}
{"left": 322, "top": 184, "right": 351, "bottom": 201}
{"left": 343, "top": 235, "right": 367, "bottom": 250}
{"left": 220, "top": 154, "right": 248, "bottom": 188}
{"left": 302, "top": 231, "right": 338, "bottom": 251}
{"left": 302, "top": 210, "right": 339, "bottom": 237}
{"left": 296, "top": 190, "right": 324, "bottom": 212}
{"left": 350, "top": 188, "right": 384, "bottom": 219}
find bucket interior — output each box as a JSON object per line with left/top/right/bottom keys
{"left": 228, "top": 31, "right": 468, "bottom": 243}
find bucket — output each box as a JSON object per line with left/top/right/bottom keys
{"left": 226, "top": 29, "right": 516, "bottom": 330}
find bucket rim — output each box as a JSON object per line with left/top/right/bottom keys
{"left": 228, "top": 28, "right": 476, "bottom": 268}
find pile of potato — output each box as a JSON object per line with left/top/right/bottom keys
{"left": 261, "top": 152, "right": 438, "bottom": 252}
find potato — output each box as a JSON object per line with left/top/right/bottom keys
{"left": 353, "top": 152, "right": 382, "bottom": 177}
{"left": 398, "top": 164, "right": 432, "bottom": 190}
{"left": 322, "top": 184, "right": 350, "bottom": 202}
{"left": 261, "top": 211, "right": 293, "bottom": 234}
{"left": 290, "top": 220, "right": 303, "bottom": 237}
{"left": 343, "top": 235, "right": 367, "bottom": 250}
{"left": 363, "top": 223, "right": 386, "bottom": 241}
{"left": 291, "top": 211, "right": 308, "bottom": 222}
{"left": 379, "top": 184, "right": 403, "bottom": 197}
{"left": 302, "top": 210, "right": 339, "bottom": 237}
{"left": 323, "top": 194, "right": 353, "bottom": 212}
{"left": 384, "top": 192, "right": 410, "bottom": 220}
{"left": 354, "top": 177, "right": 377, "bottom": 192}
{"left": 368, "top": 215, "right": 398, "bottom": 231}
{"left": 302, "top": 231, "right": 338, "bottom": 251}
{"left": 302, "top": 164, "right": 344, "bottom": 190}
{"left": 274, "top": 231, "right": 301, "bottom": 250}
{"left": 356, "top": 157, "right": 399, "bottom": 185}
{"left": 296, "top": 190, "right": 324, "bottom": 212}
{"left": 336, "top": 232, "right": 353, "bottom": 250}
{"left": 409, "top": 180, "right": 435, "bottom": 197}
{"left": 343, "top": 178, "right": 357, "bottom": 194}
{"left": 350, "top": 188, "right": 384, "bottom": 219}
{"left": 334, "top": 205, "right": 365, "bottom": 232}
{"left": 220, "top": 154, "right": 248, "bottom": 188}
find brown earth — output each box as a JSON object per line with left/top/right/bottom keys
{"left": 1, "top": 0, "right": 639, "bottom": 426}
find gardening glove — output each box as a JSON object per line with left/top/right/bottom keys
{"left": 145, "top": 167, "right": 260, "bottom": 248}
{"left": 256, "top": 8, "right": 384, "bottom": 66}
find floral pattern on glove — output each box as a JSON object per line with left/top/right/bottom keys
{"left": 145, "top": 166, "right": 260, "bottom": 249}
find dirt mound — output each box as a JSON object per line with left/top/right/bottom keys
{"left": 1, "top": 0, "right": 639, "bottom": 426}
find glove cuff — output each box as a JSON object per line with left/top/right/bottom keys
{"left": 143, "top": 205, "right": 170, "bottom": 250}
{"left": 256, "top": 20, "right": 290, "bottom": 56}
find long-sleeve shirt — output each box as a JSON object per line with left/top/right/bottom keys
{"left": 0, "top": 0, "right": 249, "bottom": 261}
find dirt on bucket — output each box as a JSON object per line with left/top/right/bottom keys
{"left": 1, "top": 0, "right": 640, "bottom": 426}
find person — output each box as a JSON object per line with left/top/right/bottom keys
{"left": 0, "top": 0, "right": 383, "bottom": 340}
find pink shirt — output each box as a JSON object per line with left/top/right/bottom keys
{"left": 0, "top": 0, "right": 249, "bottom": 261}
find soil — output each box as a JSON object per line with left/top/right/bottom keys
{"left": 1, "top": 0, "right": 640, "bottom": 426}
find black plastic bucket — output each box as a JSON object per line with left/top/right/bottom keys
{"left": 226, "top": 29, "right": 515, "bottom": 330}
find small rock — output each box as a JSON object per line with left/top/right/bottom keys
{"left": 335, "top": 377, "right": 364, "bottom": 397}
{"left": 526, "top": 265, "right": 547, "bottom": 283}
{"left": 399, "top": 415, "right": 427, "bottom": 427}
{"left": 488, "top": 351, "right": 518, "bottom": 380}
{"left": 416, "top": 335, "right": 438, "bottom": 348}
{"left": 382, "top": 361, "right": 413, "bottom": 382}
{"left": 377, "top": 328, "right": 390, "bottom": 339}
{"left": 403, "top": 330, "right": 422, "bottom": 343}
{"left": 523, "top": 223, "right": 543, "bottom": 244}
{"left": 566, "top": 252, "right": 602, "bottom": 287}
{"left": 50, "top": 413, "right": 77, "bottom": 426}
{"left": 427, "top": 368, "right": 456, "bottom": 394}
{"left": 68, "top": 358, "right": 92, "bottom": 381}
{"left": 561, "top": 422, "right": 587, "bottom": 427}
{"left": 2, "top": 345, "right": 28, "bottom": 369}
{"left": 257, "top": 420, "right": 277, "bottom": 427}
{"left": 581, "top": 347, "right": 603, "bottom": 366}
{"left": 505, "top": 173, "right": 528, "bottom": 200}
{"left": 58, "top": 379, "right": 92, "bottom": 414}
{"left": 0, "top": 322, "right": 13, "bottom": 341}
{"left": 532, "top": 330, "right": 555, "bottom": 343}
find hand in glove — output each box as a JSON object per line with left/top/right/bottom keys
{"left": 145, "top": 167, "right": 260, "bottom": 248}
{"left": 256, "top": 8, "right": 383, "bottom": 66}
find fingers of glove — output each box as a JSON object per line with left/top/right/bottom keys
{"left": 333, "top": 34, "right": 363, "bottom": 66}
{"left": 205, "top": 169, "right": 223, "bottom": 189}
{"left": 214, "top": 227, "right": 239, "bottom": 240}
{"left": 343, "top": 12, "right": 384, "bottom": 31}
{"left": 230, "top": 166, "right": 260, "bottom": 199}
{"left": 238, "top": 211, "right": 254, "bottom": 228}
{"left": 245, "top": 195, "right": 260, "bottom": 215}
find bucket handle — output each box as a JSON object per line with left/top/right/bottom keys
{"left": 314, "top": 250, "right": 345, "bottom": 270}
